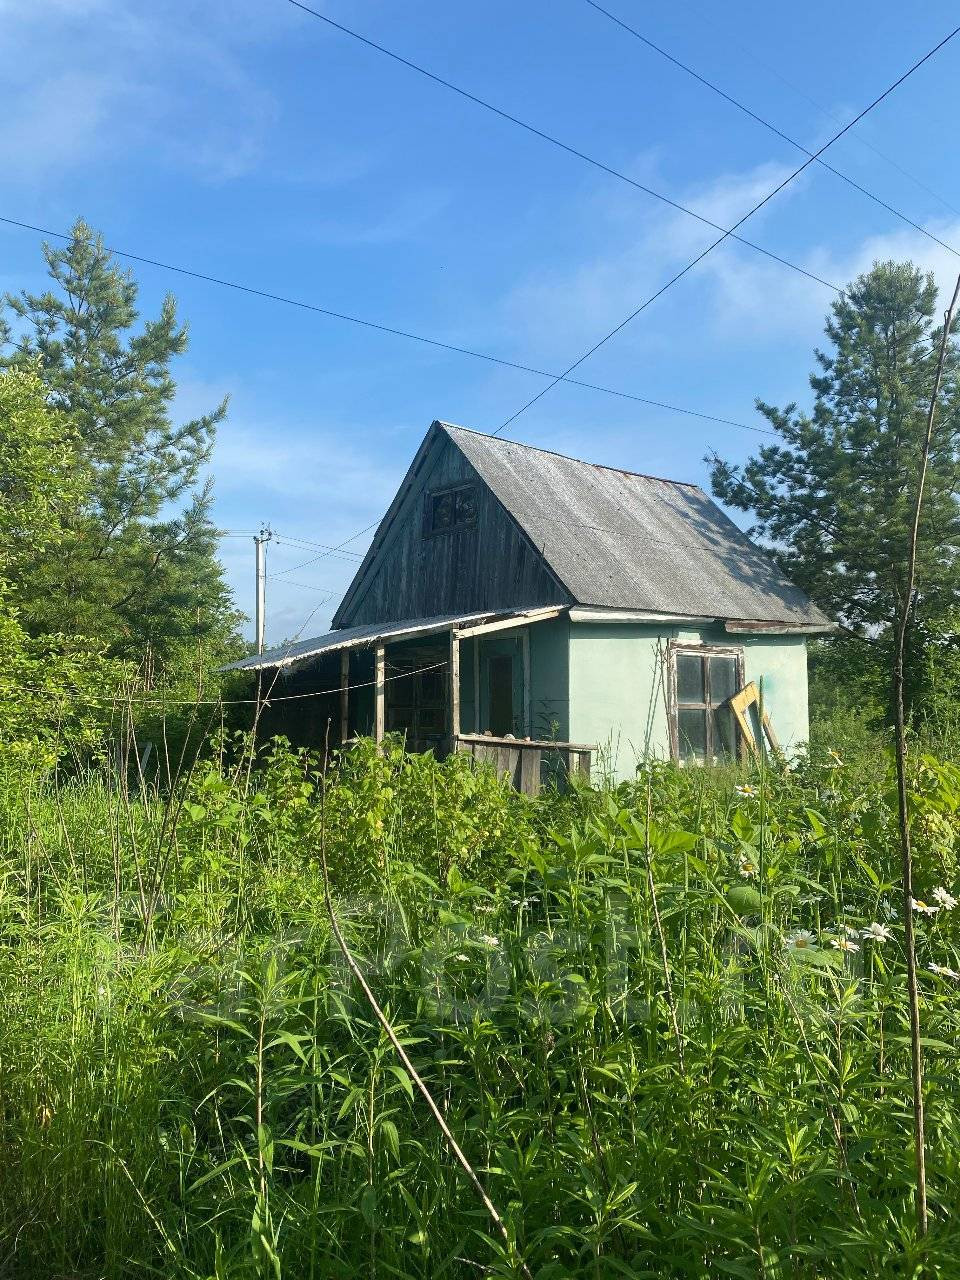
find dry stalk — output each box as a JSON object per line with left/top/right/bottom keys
{"left": 892, "top": 270, "right": 960, "bottom": 1234}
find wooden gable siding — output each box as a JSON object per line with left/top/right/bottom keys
{"left": 333, "top": 428, "right": 571, "bottom": 627}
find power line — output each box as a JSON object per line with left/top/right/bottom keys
{"left": 271, "top": 533, "right": 366, "bottom": 558}
{"left": 273, "top": 579, "right": 340, "bottom": 594}
{"left": 583, "top": 0, "right": 960, "bottom": 262}
{"left": 492, "top": 20, "right": 960, "bottom": 436}
{"left": 684, "top": 0, "right": 960, "bottom": 222}
{"left": 16, "top": 658, "right": 452, "bottom": 709}
{"left": 0, "top": 214, "right": 771, "bottom": 437}
{"left": 282, "top": 0, "right": 837, "bottom": 293}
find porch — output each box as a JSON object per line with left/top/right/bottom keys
{"left": 238, "top": 607, "right": 594, "bottom": 796}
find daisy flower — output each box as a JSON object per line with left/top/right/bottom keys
{"left": 911, "top": 898, "right": 939, "bottom": 917}
{"left": 932, "top": 887, "right": 958, "bottom": 910}
{"left": 831, "top": 937, "right": 860, "bottom": 953}
{"left": 738, "top": 855, "right": 758, "bottom": 878}
{"left": 927, "top": 962, "right": 960, "bottom": 980}
{"left": 735, "top": 784, "right": 758, "bottom": 798}
{"left": 826, "top": 750, "right": 844, "bottom": 768}
{"left": 784, "top": 930, "right": 818, "bottom": 951}
{"left": 861, "top": 922, "right": 892, "bottom": 942}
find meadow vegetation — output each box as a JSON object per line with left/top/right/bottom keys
{"left": 3, "top": 732, "right": 960, "bottom": 1278}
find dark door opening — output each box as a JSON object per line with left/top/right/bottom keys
{"left": 488, "top": 654, "right": 514, "bottom": 736}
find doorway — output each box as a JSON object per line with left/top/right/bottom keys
{"left": 488, "top": 653, "right": 515, "bottom": 736}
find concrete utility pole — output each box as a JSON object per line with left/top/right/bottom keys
{"left": 254, "top": 526, "right": 272, "bottom": 654}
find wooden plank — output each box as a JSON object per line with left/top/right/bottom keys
{"left": 507, "top": 747, "right": 521, "bottom": 785}
{"left": 455, "top": 607, "right": 564, "bottom": 640}
{"left": 729, "top": 681, "right": 759, "bottom": 756}
{"left": 449, "top": 630, "right": 461, "bottom": 740}
{"left": 575, "top": 750, "right": 592, "bottom": 778}
{"left": 520, "top": 746, "right": 541, "bottom": 797}
{"left": 454, "top": 733, "right": 597, "bottom": 751}
{"left": 339, "top": 650, "right": 349, "bottom": 745}
{"left": 374, "top": 645, "right": 385, "bottom": 744}
{"left": 522, "top": 629, "right": 531, "bottom": 736}
{"left": 727, "top": 681, "right": 781, "bottom": 758}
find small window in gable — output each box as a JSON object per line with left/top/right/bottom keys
{"left": 670, "top": 646, "right": 743, "bottom": 764}
{"left": 426, "top": 484, "right": 477, "bottom": 535}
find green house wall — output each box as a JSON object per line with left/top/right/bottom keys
{"left": 560, "top": 620, "right": 809, "bottom": 781}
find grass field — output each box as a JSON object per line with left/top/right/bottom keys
{"left": 2, "top": 733, "right": 960, "bottom": 1278}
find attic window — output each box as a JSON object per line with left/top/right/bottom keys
{"left": 670, "top": 645, "right": 743, "bottom": 764}
{"left": 426, "top": 484, "right": 477, "bottom": 536}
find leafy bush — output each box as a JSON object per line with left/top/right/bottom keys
{"left": 1, "top": 737, "right": 959, "bottom": 1277}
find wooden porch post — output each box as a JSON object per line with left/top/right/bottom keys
{"left": 374, "top": 645, "right": 385, "bottom": 744}
{"left": 473, "top": 635, "right": 481, "bottom": 733}
{"left": 449, "top": 629, "right": 461, "bottom": 745}
{"left": 522, "top": 630, "right": 531, "bottom": 737}
{"left": 339, "top": 650, "right": 349, "bottom": 745}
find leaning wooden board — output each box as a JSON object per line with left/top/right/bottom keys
{"left": 728, "top": 681, "right": 781, "bottom": 758}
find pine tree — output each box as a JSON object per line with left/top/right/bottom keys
{"left": 1, "top": 219, "right": 242, "bottom": 680}
{"left": 709, "top": 261, "right": 960, "bottom": 719}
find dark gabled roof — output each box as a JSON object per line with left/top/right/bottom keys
{"left": 438, "top": 422, "right": 831, "bottom": 628}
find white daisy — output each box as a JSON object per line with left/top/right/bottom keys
{"left": 738, "top": 855, "right": 758, "bottom": 878}
{"left": 932, "top": 887, "right": 958, "bottom": 910}
{"left": 927, "top": 962, "right": 960, "bottom": 980}
{"left": 831, "top": 937, "right": 860, "bottom": 953}
{"left": 735, "top": 784, "right": 758, "bottom": 798}
{"left": 861, "top": 922, "right": 893, "bottom": 942}
{"left": 784, "top": 930, "right": 817, "bottom": 951}
{"left": 479, "top": 934, "right": 500, "bottom": 948}
{"left": 911, "top": 898, "right": 939, "bottom": 917}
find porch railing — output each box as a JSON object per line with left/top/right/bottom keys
{"left": 453, "top": 734, "right": 594, "bottom": 797}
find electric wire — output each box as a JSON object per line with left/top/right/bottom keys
{"left": 492, "top": 20, "right": 960, "bottom": 435}
{"left": 0, "top": 214, "right": 769, "bottom": 437}
{"left": 282, "top": 0, "right": 838, "bottom": 293}
{"left": 684, "top": 0, "right": 960, "bottom": 221}
{"left": 16, "top": 658, "right": 452, "bottom": 708}
{"left": 583, "top": 0, "right": 960, "bottom": 262}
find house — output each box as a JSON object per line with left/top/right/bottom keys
{"left": 229, "top": 421, "right": 833, "bottom": 785}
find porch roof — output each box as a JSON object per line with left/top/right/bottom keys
{"left": 223, "top": 606, "right": 561, "bottom": 672}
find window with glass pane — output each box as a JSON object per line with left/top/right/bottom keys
{"left": 427, "top": 485, "right": 478, "bottom": 535}
{"left": 673, "top": 648, "right": 742, "bottom": 763}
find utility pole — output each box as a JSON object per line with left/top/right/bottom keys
{"left": 254, "top": 526, "right": 272, "bottom": 654}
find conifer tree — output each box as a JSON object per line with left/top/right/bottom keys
{"left": 1, "top": 219, "right": 242, "bottom": 679}
{"left": 709, "top": 261, "right": 960, "bottom": 719}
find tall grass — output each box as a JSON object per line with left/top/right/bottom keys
{"left": 1, "top": 735, "right": 959, "bottom": 1277}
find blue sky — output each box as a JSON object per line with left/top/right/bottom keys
{"left": 5, "top": 0, "right": 960, "bottom": 644}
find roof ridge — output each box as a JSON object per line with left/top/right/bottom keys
{"left": 435, "top": 420, "right": 702, "bottom": 491}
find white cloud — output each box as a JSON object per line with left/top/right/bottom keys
{"left": 500, "top": 149, "right": 960, "bottom": 368}
{"left": 0, "top": 1, "right": 285, "bottom": 185}
{"left": 500, "top": 156, "right": 810, "bottom": 359}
